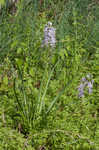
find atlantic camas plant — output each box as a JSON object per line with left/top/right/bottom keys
{"left": 78, "top": 74, "right": 94, "bottom": 98}
{"left": 42, "top": 21, "right": 56, "bottom": 48}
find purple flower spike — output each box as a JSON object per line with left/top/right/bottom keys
{"left": 78, "top": 74, "right": 94, "bottom": 98}
{"left": 78, "top": 83, "right": 85, "bottom": 98}
{"left": 42, "top": 22, "right": 56, "bottom": 48}
{"left": 78, "top": 89, "right": 84, "bottom": 98}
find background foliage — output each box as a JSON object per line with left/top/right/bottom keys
{"left": 0, "top": 0, "right": 99, "bottom": 149}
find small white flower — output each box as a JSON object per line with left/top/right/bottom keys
{"left": 86, "top": 73, "right": 92, "bottom": 79}
{"left": 47, "top": 21, "right": 52, "bottom": 26}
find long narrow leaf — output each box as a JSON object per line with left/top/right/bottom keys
{"left": 39, "top": 60, "right": 59, "bottom": 113}
{"left": 13, "top": 78, "right": 23, "bottom": 113}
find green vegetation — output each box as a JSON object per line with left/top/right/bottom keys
{"left": 0, "top": 0, "right": 99, "bottom": 149}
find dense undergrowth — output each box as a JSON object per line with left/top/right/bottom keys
{"left": 0, "top": 0, "right": 99, "bottom": 149}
